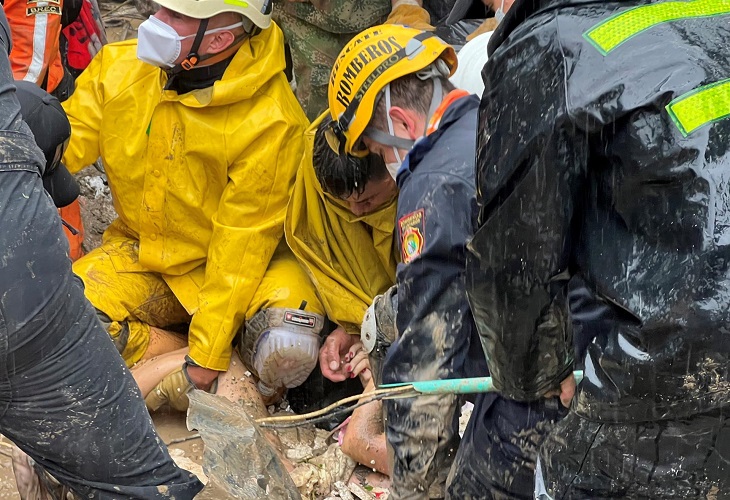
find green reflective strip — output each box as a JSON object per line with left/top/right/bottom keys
{"left": 224, "top": 0, "right": 248, "bottom": 7}
{"left": 584, "top": 0, "right": 730, "bottom": 55}
{"left": 666, "top": 78, "right": 730, "bottom": 137}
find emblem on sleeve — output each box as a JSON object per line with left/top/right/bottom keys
{"left": 398, "top": 209, "right": 425, "bottom": 264}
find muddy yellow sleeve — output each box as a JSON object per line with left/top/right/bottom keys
{"left": 188, "top": 105, "right": 308, "bottom": 371}
{"left": 62, "top": 45, "right": 105, "bottom": 173}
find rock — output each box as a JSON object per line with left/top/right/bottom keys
{"left": 133, "top": 0, "right": 159, "bottom": 17}
{"left": 348, "top": 482, "right": 376, "bottom": 500}
{"left": 169, "top": 448, "right": 208, "bottom": 485}
{"left": 290, "top": 444, "right": 356, "bottom": 498}
{"left": 333, "top": 481, "right": 355, "bottom": 500}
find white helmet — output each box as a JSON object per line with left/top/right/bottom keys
{"left": 154, "top": 0, "right": 272, "bottom": 29}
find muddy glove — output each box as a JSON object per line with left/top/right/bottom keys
{"left": 145, "top": 363, "right": 217, "bottom": 412}
{"left": 361, "top": 285, "right": 398, "bottom": 386}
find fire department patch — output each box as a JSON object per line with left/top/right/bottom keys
{"left": 399, "top": 209, "right": 425, "bottom": 264}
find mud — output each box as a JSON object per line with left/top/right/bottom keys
{"left": 0, "top": 436, "right": 19, "bottom": 500}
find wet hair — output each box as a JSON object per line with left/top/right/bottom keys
{"left": 371, "top": 71, "right": 455, "bottom": 130}
{"left": 313, "top": 116, "right": 390, "bottom": 199}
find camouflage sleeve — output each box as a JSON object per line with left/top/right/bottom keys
{"left": 275, "top": 0, "right": 391, "bottom": 33}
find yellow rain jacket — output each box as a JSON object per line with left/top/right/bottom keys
{"left": 285, "top": 116, "right": 399, "bottom": 335}
{"left": 63, "top": 24, "right": 309, "bottom": 371}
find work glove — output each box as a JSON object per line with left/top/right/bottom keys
{"left": 145, "top": 364, "right": 217, "bottom": 412}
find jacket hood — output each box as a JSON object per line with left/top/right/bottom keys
{"left": 170, "top": 21, "right": 288, "bottom": 107}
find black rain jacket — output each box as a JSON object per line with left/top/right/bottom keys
{"left": 467, "top": 0, "right": 730, "bottom": 423}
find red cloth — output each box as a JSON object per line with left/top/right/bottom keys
{"left": 62, "top": 0, "right": 105, "bottom": 72}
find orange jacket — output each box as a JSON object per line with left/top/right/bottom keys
{"left": 6, "top": 0, "right": 65, "bottom": 92}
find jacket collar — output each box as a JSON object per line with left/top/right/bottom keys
{"left": 397, "top": 93, "right": 480, "bottom": 186}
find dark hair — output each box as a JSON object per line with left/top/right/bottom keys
{"left": 313, "top": 116, "right": 390, "bottom": 199}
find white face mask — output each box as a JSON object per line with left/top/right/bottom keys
{"left": 136, "top": 16, "right": 244, "bottom": 69}
{"left": 495, "top": 0, "right": 507, "bottom": 23}
{"left": 385, "top": 147, "right": 403, "bottom": 180}
{"left": 383, "top": 83, "right": 411, "bottom": 180}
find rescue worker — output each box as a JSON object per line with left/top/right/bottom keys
{"left": 62, "top": 0, "right": 326, "bottom": 406}
{"left": 5, "top": 0, "right": 86, "bottom": 260}
{"left": 0, "top": 10, "right": 203, "bottom": 498}
{"left": 324, "top": 24, "right": 566, "bottom": 498}
{"left": 301, "top": 30, "right": 494, "bottom": 467}
{"left": 295, "top": 24, "right": 492, "bottom": 388}
{"left": 274, "top": 0, "right": 433, "bottom": 119}
{"left": 466, "top": 0, "right": 730, "bottom": 497}
{"left": 4, "top": 0, "right": 71, "bottom": 97}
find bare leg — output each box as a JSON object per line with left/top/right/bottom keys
{"left": 341, "top": 380, "right": 389, "bottom": 476}
{"left": 217, "top": 354, "right": 294, "bottom": 472}
{"left": 131, "top": 349, "right": 294, "bottom": 472}
{"left": 141, "top": 327, "right": 188, "bottom": 361}
{"left": 131, "top": 347, "right": 188, "bottom": 398}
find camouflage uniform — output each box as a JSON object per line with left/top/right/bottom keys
{"left": 273, "top": 0, "right": 391, "bottom": 119}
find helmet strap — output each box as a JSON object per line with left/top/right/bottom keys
{"left": 363, "top": 73, "right": 444, "bottom": 152}
{"left": 168, "top": 18, "right": 209, "bottom": 75}
{"left": 167, "top": 17, "right": 257, "bottom": 79}
{"left": 425, "top": 77, "right": 443, "bottom": 133}
{"left": 385, "top": 83, "right": 404, "bottom": 165}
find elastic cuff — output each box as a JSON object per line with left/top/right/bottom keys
{"left": 187, "top": 347, "right": 230, "bottom": 372}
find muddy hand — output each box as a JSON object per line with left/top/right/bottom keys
{"left": 319, "top": 325, "right": 357, "bottom": 382}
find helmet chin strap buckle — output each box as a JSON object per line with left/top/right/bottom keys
{"left": 175, "top": 18, "right": 208, "bottom": 73}
{"left": 180, "top": 53, "right": 200, "bottom": 71}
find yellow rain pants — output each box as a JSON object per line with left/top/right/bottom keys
{"left": 74, "top": 227, "right": 322, "bottom": 366}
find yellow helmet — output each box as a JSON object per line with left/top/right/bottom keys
{"left": 326, "top": 24, "right": 457, "bottom": 156}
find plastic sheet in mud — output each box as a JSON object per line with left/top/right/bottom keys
{"left": 187, "top": 390, "right": 301, "bottom": 499}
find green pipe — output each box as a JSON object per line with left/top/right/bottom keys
{"left": 380, "top": 370, "right": 584, "bottom": 395}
